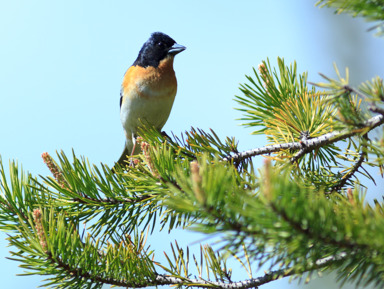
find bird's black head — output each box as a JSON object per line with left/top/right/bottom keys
{"left": 133, "top": 32, "right": 186, "bottom": 68}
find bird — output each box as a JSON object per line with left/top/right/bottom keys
{"left": 116, "top": 32, "right": 186, "bottom": 166}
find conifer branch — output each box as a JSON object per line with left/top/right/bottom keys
{"left": 329, "top": 137, "right": 368, "bottom": 192}
{"left": 45, "top": 251, "right": 150, "bottom": 288}
{"left": 71, "top": 193, "right": 153, "bottom": 205}
{"left": 225, "top": 114, "right": 384, "bottom": 163}
{"left": 289, "top": 132, "right": 312, "bottom": 163}
{"left": 39, "top": 252, "right": 348, "bottom": 289}
{"left": 369, "top": 105, "right": 384, "bottom": 116}
{"left": 154, "top": 252, "right": 346, "bottom": 288}
{"left": 269, "top": 202, "right": 358, "bottom": 251}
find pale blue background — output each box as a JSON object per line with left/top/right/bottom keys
{"left": 1, "top": 1, "right": 383, "bottom": 288}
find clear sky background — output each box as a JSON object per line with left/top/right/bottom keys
{"left": 0, "top": 1, "right": 384, "bottom": 288}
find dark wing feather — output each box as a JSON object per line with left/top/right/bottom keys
{"left": 119, "top": 89, "right": 123, "bottom": 109}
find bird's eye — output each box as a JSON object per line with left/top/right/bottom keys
{"left": 157, "top": 42, "right": 163, "bottom": 46}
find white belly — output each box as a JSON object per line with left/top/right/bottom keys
{"left": 120, "top": 92, "right": 175, "bottom": 138}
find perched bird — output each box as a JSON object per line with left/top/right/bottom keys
{"left": 117, "top": 32, "right": 186, "bottom": 166}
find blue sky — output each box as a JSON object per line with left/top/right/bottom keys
{"left": 0, "top": 1, "right": 384, "bottom": 288}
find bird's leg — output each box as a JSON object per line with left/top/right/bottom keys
{"left": 130, "top": 133, "right": 137, "bottom": 156}
{"left": 129, "top": 133, "right": 136, "bottom": 167}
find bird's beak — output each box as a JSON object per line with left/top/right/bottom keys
{"left": 168, "top": 43, "right": 186, "bottom": 55}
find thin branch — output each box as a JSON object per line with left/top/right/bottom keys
{"left": 329, "top": 136, "right": 368, "bottom": 192}
{"left": 155, "top": 253, "right": 346, "bottom": 288}
{"left": 0, "top": 198, "right": 29, "bottom": 224}
{"left": 344, "top": 85, "right": 368, "bottom": 99}
{"left": 46, "top": 248, "right": 347, "bottom": 289}
{"left": 225, "top": 114, "right": 384, "bottom": 163}
{"left": 72, "top": 193, "right": 153, "bottom": 205}
{"left": 369, "top": 105, "right": 384, "bottom": 116}
{"left": 47, "top": 252, "right": 148, "bottom": 288}
{"left": 291, "top": 133, "right": 311, "bottom": 163}
{"left": 291, "top": 148, "right": 307, "bottom": 163}
{"left": 269, "top": 202, "right": 364, "bottom": 251}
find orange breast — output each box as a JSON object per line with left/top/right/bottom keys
{"left": 121, "top": 56, "right": 177, "bottom": 100}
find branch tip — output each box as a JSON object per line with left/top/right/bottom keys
{"left": 32, "top": 208, "right": 48, "bottom": 252}
{"left": 41, "top": 152, "right": 68, "bottom": 188}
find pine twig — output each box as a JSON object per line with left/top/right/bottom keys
{"left": 290, "top": 132, "right": 312, "bottom": 164}
{"left": 329, "top": 137, "right": 368, "bottom": 192}
{"left": 224, "top": 114, "right": 384, "bottom": 162}
{"left": 72, "top": 193, "right": 153, "bottom": 205}
{"left": 41, "top": 249, "right": 347, "bottom": 289}
{"left": 369, "top": 105, "right": 384, "bottom": 116}
{"left": 136, "top": 253, "right": 347, "bottom": 288}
